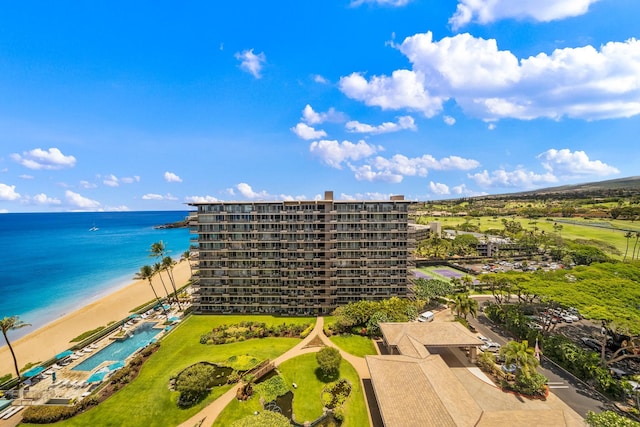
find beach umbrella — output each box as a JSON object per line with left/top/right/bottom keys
{"left": 86, "top": 370, "right": 108, "bottom": 383}
{"left": 23, "top": 366, "right": 45, "bottom": 378}
{"left": 55, "top": 350, "right": 74, "bottom": 359}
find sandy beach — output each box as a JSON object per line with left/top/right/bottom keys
{"left": 0, "top": 260, "right": 192, "bottom": 378}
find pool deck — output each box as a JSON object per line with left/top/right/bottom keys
{"left": 7, "top": 309, "right": 180, "bottom": 409}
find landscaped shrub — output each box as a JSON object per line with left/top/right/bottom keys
{"left": 227, "top": 354, "right": 260, "bottom": 371}
{"left": 300, "top": 323, "right": 315, "bottom": 339}
{"left": 175, "top": 362, "right": 232, "bottom": 408}
{"left": 200, "top": 321, "right": 311, "bottom": 345}
{"left": 231, "top": 410, "right": 291, "bottom": 427}
{"left": 321, "top": 378, "right": 352, "bottom": 409}
{"left": 254, "top": 374, "right": 290, "bottom": 402}
{"left": 586, "top": 410, "right": 640, "bottom": 426}
{"left": 21, "top": 405, "right": 78, "bottom": 424}
{"left": 316, "top": 347, "right": 342, "bottom": 378}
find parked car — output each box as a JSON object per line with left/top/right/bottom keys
{"left": 480, "top": 342, "right": 501, "bottom": 353}
{"left": 417, "top": 311, "right": 434, "bottom": 322}
{"left": 561, "top": 315, "right": 574, "bottom": 323}
{"left": 527, "top": 322, "right": 543, "bottom": 330}
{"left": 477, "top": 335, "right": 490, "bottom": 343}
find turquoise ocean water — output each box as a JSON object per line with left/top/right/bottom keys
{"left": 0, "top": 211, "right": 192, "bottom": 342}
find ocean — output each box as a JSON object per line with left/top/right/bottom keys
{"left": 0, "top": 211, "right": 192, "bottom": 341}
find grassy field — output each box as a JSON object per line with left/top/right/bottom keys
{"left": 215, "top": 353, "right": 368, "bottom": 426}
{"left": 329, "top": 334, "right": 377, "bottom": 357}
{"left": 419, "top": 215, "right": 639, "bottom": 259}
{"left": 278, "top": 353, "right": 368, "bottom": 427}
{"left": 25, "top": 315, "right": 314, "bottom": 427}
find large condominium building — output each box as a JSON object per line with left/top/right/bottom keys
{"left": 188, "top": 191, "right": 414, "bottom": 315}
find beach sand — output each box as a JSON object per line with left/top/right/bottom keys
{"left": 0, "top": 260, "right": 192, "bottom": 378}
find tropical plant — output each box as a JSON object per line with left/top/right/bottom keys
{"left": 316, "top": 347, "right": 342, "bottom": 377}
{"left": 413, "top": 278, "right": 452, "bottom": 302}
{"left": 152, "top": 262, "right": 171, "bottom": 299}
{"left": 163, "top": 256, "right": 182, "bottom": 310}
{"left": 181, "top": 250, "right": 193, "bottom": 277}
{"left": 134, "top": 265, "right": 167, "bottom": 316}
{"left": 448, "top": 292, "right": 478, "bottom": 320}
{"left": 585, "top": 410, "right": 639, "bottom": 427}
{"left": 0, "top": 316, "right": 31, "bottom": 385}
{"left": 499, "top": 340, "right": 539, "bottom": 378}
{"left": 624, "top": 231, "right": 633, "bottom": 262}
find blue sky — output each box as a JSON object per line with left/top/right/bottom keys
{"left": 1, "top": 0, "right": 639, "bottom": 212}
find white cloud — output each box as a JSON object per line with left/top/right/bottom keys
{"left": 11, "top": 147, "right": 76, "bottom": 170}
{"left": 65, "top": 190, "right": 100, "bottom": 209}
{"left": 80, "top": 180, "right": 97, "bottom": 189}
{"left": 341, "top": 31, "right": 640, "bottom": 121}
{"left": 488, "top": 123, "right": 497, "bottom": 130}
{"left": 120, "top": 176, "right": 140, "bottom": 184}
{"left": 164, "top": 172, "right": 182, "bottom": 183}
{"left": 103, "top": 174, "right": 119, "bottom": 187}
{"left": 452, "top": 184, "right": 469, "bottom": 194}
{"left": 142, "top": 193, "right": 178, "bottom": 201}
{"left": 19, "top": 174, "right": 34, "bottom": 179}
{"left": 236, "top": 183, "right": 269, "bottom": 200}
{"left": 309, "top": 140, "right": 381, "bottom": 169}
{"left": 346, "top": 115, "right": 417, "bottom": 134}
{"left": 350, "top": 0, "right": 412, "bottom": 6}
{"left": 291, "top": 123, "right": 328, "bottom": 140}
{"left": 538, "top": 148, "right": 619, "bottom": 176}
{"left": 32, "top": 193, "right": 61, "bottom": 205}
{"left": 339, "top": 70, "right": 445, "bottom": 117}
{"left": 301, "top": 105, "right": 346, "bottom": 125}
{"left": 185, "top": 195, "right": 219, "bottom": 203}
{"left": 468, "top": 168, "right": 558, "bottom": 188}
{"left": 313, "top": 74, "right": 329, "bottom": 84}
{"left": 0, "top": 183, "right": 21, "bottom": 200}
{"left": 443, "top": 115, "right": 456, "bottom": 125}
{"left": 450, "top": 0, "right": 600, "bottom": 30}
{"left": 349, "top": 164, "right": 404, "bottom": 183}
{"left": 429, "top": 181, "right": 450, "bottom": 195}
{"left": 367, "top": 153, "right": 479, "bottom": 179}
{"left": 235, "top": 49, "right": 266, "bottom": 79}
{"left": 340, "top": 192, "right": 394, "bottom": 200}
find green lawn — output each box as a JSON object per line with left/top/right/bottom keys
{"left": 213, "top": 352, "right": 369, "bottom": 427}
{"left": 329, "top": 334, "right": 377, "bottom": 357}
{"left": 23, "top": 315, "right": 314, "bottom": 427}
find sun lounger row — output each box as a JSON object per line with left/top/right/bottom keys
{"left": 1, "top": 405, "right": 24, "bottom": 420}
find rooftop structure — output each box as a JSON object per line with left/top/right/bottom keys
{"left": 188, "top": 191, "right": 414, "bottom": 315}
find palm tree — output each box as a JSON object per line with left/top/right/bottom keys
{"left": 633, "top": 232, "right": 640, "bottom": 261}
{"left": 500, "top": 340, "right": 539, "bottom": 378}
{"left": 0, "top": 316, "right": 31, "bottom": 388}
{"left": 162, "top": 256, "right": 182, "bottom": 310}
{"left": 448, "top": 292, "right": 478, "bottom": 321}
{"left": 624, "top": 231, "right": 633, "bottom": 262}
{"left": 153, "top": 262, "right": 171, "bottom": 300}
{"left": 181, "top": 250, "right": 193, "bottom": 277}
{"left": 134, "top": 265, "right": 167, "bottom": 316}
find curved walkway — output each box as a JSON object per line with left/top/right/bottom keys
{"left": 178, "top": 316, "right": 373, "bottom": 427}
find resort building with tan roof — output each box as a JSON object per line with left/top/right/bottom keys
{"left": 366, "top": 320, "right": 585, "bottom": 427}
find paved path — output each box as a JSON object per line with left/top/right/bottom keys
{"left": 178, "top": 316, "right": 373, "bottom": 427}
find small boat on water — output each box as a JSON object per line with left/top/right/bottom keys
{"left": 89, "top": 225, "right": 99, "bottom": 231}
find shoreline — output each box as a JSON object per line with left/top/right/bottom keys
{"left": 0, "top": 260, "right": 192, "bottom": 378}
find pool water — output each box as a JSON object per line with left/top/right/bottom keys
{"left": 72, "top": 322, "right": 162, "bottom": 372}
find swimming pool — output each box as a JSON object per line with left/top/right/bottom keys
{"left": 72, "top": 322, "right": 162, "bottom": 372}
